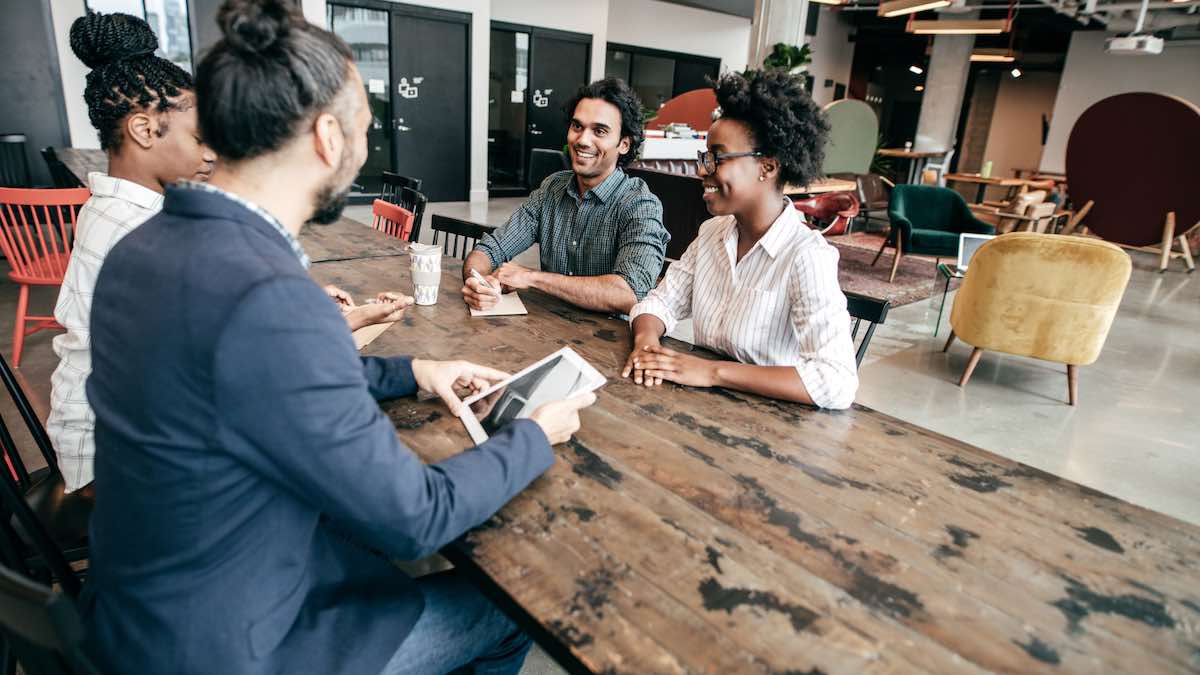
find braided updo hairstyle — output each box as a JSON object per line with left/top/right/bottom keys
{"left": 713, "top": 70, "right": 830, "bottom": 189}
{"left": 70, "top": 11, "right": 194, "bottom": 152}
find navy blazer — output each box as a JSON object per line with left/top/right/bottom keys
{"left": 80, "top": 186, "right": 554, "bottom": 674}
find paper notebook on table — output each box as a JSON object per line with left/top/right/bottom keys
{"left": 353, "top": 321, "right": 395, "bottom": 350}
{"left": 469, "top": 292, "right": 528, "bottom": 317}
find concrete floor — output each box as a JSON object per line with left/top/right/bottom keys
{"left": 2, "top": 200, "right": 1196, "bottom": 675}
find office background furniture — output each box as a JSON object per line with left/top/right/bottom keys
{"left": 944, "top": 232, "right": 1132, "bottom": 405}
{"left": 874, "top": 184, "right": 995, "bottom": 283}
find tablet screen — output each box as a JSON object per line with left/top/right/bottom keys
{"left": 469, "top": 353, "right": 595, "bottom": 436}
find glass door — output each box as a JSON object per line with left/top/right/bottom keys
{"left": 488, "top": 28, "right": 530, "bottom": 193}
{"left": 327, "top": 3, "right": 392, "bottom": 196}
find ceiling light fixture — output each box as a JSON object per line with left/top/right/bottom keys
{"left": 909, "top": 65, "right": 924, "bottom": 74}
{"left": 810, "top": 0, "right": 850, "bottom": 5}
{"left": 915, "top": 85, "right": 925, "bottom": 91}
{"left": 878, "top": 0, "right": 952, "bottom": 18}
{"left": 970, "top": 48, "right": 1017, "bottom": 62}
{"left": 1010, "top": 68, "right": 1022, "bottom": 77}
{"left": 909, "top": 19, "right": 1009, "bottom": 34}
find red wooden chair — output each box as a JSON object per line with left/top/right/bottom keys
{"left": 370, "top": 198, "right": 415, "bottom": 242}
{"left": 0, "top": 188, "right": 90, "bottom": 366}
{"left": 793, "top": 191, "right": 860, "bottom": 236}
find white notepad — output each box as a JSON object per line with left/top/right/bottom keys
{"left": 469, "top": 292, "right": 528, "bottom": 317}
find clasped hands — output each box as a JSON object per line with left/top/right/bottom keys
{"left": 621, "top": 339, "right": 717, "bottom": 389}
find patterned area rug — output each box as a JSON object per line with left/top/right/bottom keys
{"left": 827, "top": 231, "right": 958, "bottom": 307}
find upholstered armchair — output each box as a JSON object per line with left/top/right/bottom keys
{"left": 943, "top": 232, "right": 1132, "bottom": 405}
{"left": 873, "top": 185, "right": 995, "bottom": 282}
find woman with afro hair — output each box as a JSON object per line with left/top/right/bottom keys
{"left": 47, "top": 10, "right": 216, "bottom": 494}
{"left": 622, "top": 70, "right": 859, "bottom": 409}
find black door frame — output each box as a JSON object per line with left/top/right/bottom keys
{"left": 331, "top": 0, "right": 472, "bottom": 203}
{"left": 488, "top": 21, "right": 591, "bottom": 198}
{"left": 606, "top": 41, "right": 721, "bottom": 98}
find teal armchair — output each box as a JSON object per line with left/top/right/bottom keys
{"left": 872, "top": 185, "right": 995, "bottom": 282}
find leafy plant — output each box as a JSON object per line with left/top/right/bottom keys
{"left": 745, "top": 43, "right": 813, "bottom": 77}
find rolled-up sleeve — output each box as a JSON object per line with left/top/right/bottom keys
{"left": 787, "top": 245, "right": 859, "bottom": 409}
{"left": 611, "top": 192, "right": 668, "bottom": 300}
{"left": 628, "top": 233, "right": 697, "bottom": 335}
{"left": 474, "top": 186, "right": 546, "bottom": 269}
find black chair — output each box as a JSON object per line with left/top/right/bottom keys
{"left": 430, "top": 214, "right": 494, "bottom": 261}
{"left": 527, "top": 148, "right": 569, "bottom": 191}
{"left": 380, "top": 171, "right": 422, "bottom": 200}
{"left": 0, "top": 136, "right": 32, "bottom": 188}
{"left": 39, "top": 149, "right": 83, "bottom": 189}
{"left": 0, "top": 355, "right": 90, "bottom": 597}
{"left": 0, "top": 565, "right": 101, "bottom": 674}
{"left": 844, "top": 292, "right": 890, "bottom": 369}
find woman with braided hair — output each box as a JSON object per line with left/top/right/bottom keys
{"left": 46, "top": 10, "right": 216, "bottom": 495}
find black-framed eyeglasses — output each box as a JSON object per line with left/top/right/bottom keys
{"left": 697, "top": 149, "right": 763, "bottom": 174}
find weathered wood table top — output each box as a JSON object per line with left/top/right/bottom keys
{"left": 311, "top": 255, "right": 1200, "bottom": 675}
{"left": 299, "top": 218, "right": 410, "bottom": 263}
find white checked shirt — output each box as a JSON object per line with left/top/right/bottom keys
{"left": 629, "top": 202, "right": 859, "bottom": 409}
{"left": 48, "top": 173, "right": 163, "bottom": 492}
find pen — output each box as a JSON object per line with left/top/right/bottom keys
{"left": 470, "top": 269, "right": 499, "bottom": 294}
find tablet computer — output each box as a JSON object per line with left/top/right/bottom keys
{"left": 458, "top": 347, "right": 605, "bottom": 445}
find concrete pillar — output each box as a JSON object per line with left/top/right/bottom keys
{"left": 913, "top": 32, "right": 975, "bottom": 152}
{"left": 748, "top": 0, "right": 809, "bottom": 71}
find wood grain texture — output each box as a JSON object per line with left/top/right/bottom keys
{"left": 300, "top": 218, "right": 410, "bottom": 263}
{"left": 57, "top": 148, "right": 107, "bottom": 185}
{"left": 313, "top": 255, "right": 1200, "bottom": 675}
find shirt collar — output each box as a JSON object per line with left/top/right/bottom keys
{"left": 177, "top": 180, "right": 311, "bottom": 268}
{"left": 566, "top": 167, "right": 625, "bottom": 204}
{"left": 86, "top": 172, "right": 164, "bottom": 212}
{"left": 722, "top": 199, "right": 801, "bottom": 260}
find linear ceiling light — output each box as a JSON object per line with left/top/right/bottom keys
{"left": 909, "top": 19, "right": 1009, "bottom": 34}
{"left": 970, "top": 48, "right": 1017, "bottom": 62}
{"left": 878, "top": 0, "right": 951, "bottom": 18}
{"left": 810, "top": 0, "right": 850, "bottom": 5}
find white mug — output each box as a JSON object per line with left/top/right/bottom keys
{"left": 408, "top": 244, "right": 441, "bottom": 306}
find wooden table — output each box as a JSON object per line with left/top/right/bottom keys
{"left": 945, "top": 173, "right": 1028, "bottom": 204}
{"left": 300, "top": 218, "right": 410, "bottom": 263}
{"left": 784, "top": 177, "right": 858, "bottom": 196}
{"left": 58, "top": 148, "right": 108, "bottom": 186}
{"left": 310, "top": 255, "right": 1200, "bottom": 675}
{"left": 877, "top": 148, "right": 947, "bottom": 184}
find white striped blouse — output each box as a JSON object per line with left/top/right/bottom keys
{"left": 628, "top": 202, "right": 859, "bottom": 409}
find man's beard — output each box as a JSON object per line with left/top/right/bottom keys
{"left": 309, "top": 144, "right": 356, "bottom": 225}
{"left": 309, "top": 182, "right": 351, "bottom": 225}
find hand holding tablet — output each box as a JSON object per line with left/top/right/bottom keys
{"left": 458, "top": 347, "right": 605, "bottom": 445}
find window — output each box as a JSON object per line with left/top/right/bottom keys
{"left": 85, "top": 0, "right": 194, "bottom": 73}
{"left": 605, "top": 44, "right": 721, "bottom": 112}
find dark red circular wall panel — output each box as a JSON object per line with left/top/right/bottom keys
{"left": 1065, "top": 93, "right": 1200, "bottom": 247}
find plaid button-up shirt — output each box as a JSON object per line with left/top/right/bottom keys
{"left": 474, "top": 168, "right": 668, "bottom": 300}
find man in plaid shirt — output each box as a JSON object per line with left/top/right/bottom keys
{"left": 462, "top": 78, "right": 668, "bottom": 314}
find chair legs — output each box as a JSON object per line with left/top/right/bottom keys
{"left": 958, "top": 348, "right": 984, "bottom": 387}
{"left": 942, "top": 330, "right": 956, "bottom": 353}
{"left": 871, "top": 234, "right": 889, "bottom": 266}
{"left": 11, "top": 285, "right": 28, "bottom": 368}
{"left": 1067, "top": 364, "right": 1078, "bottom": 406}
{"left": 888, "top": 237, "right": 903, "bottom": 283}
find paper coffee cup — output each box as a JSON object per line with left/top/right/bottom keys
{"left": 409, "top": 244, "right": 441, "bottom": 306}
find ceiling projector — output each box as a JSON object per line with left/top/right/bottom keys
{"left": 1105, "top": 34, "right": 1165, "bottom": 54}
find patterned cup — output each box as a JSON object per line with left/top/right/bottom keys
{"left": 409, "top": 244, "right": 442, "bottom": 306}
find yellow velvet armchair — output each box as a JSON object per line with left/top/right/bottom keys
{"left": 943, "top": 232, "right": 1131, "bottom": 405}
